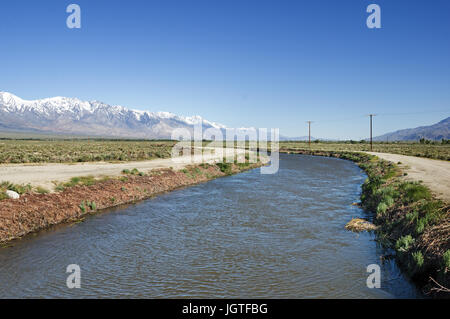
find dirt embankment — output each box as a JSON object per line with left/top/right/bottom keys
{"left": 0, "top": 163, "right": 261, "bottom": 244}
{"left": 367, "top": 152, "right": 450, "bottom": 203}
{"left": 0, "top": 147, "right": 248, "bottom": 192}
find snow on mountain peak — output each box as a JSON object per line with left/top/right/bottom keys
{"left": 0, "top": 92, "right": 229, "bottom": 138}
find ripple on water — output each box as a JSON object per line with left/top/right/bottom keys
{"left": 0, "top": 154, "right": 422, "bottom": 298}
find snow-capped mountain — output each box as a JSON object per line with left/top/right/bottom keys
{"left": 0, "top": 92, "right": 227, "bottom": 139}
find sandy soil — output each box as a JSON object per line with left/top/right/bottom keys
{"left": 0, "top": 148, "right": 256, "bottom": 191}
{"left": 367, "top": 152, "right": 450, "bottom": 203}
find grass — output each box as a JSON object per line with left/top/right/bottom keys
{"left": 350, "top": 153, "right": 448, "bottom": 290}
{"left": 122, "top": 168, "right": 145, "bottom": 176}
{"left": 54, "top": 175, "right": 103, "bottom": 191}
{"left": 279, "top": 148, "right": 449, "bottom": 292}
{"left": 345, "top": 218, "right": 378, "bottom": 232}
{"left": 0, "top": 181, "right": 32, "bottom": 198}
{"left": 181, "top": 166, "right": 206, "bottom": 179}
{"left": 443, "top": 250, "right": 450, "bottom": 271}
{"left": 79, "top": 201, "right": 86, "bottom": 213}
{"left": 278, "top": 141, "right": 450, "bottom": 161}
{"left": 79, "top": 200, "right": 97, "bottom": 213}
{"left": 396, "top": 235, "right": 415, "bottom": 253}
{"left": 0, "top": 139, "right": 448, "bottom": 163}
{"left": 216, "top": 162, "right": 232, "bottom": 175}
{"left": 399, "top": 182, "right": 432, "bottom": 203}
{"left": 0, "top": 140, "right": 176, "bottom": 164}
{"left": 411, "top": 251, "right": 425, "bottom": 274}
{"left": 35, "top": 186, "right": 49, "bottom": 194}
{"left": 66, "top": 176, "right": 97, "bottom": 187}
{"left": 0, "top": 191, "right": 8, "bottom": 201}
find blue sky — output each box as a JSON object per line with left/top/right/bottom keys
{"left": 1, "top": 0, "right": 449, "bottom": 139}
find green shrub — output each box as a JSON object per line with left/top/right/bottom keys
{"left": 1, "top": 181, "right": 32, "bottom": 195}
{"left": 413, "top": 201, "right": 445, "bottom": 234}
{"left": 78, "top": 176, "right": 96, "bottom": 186}
{"left": 216, "top": 162, "right": 232, "bottom": 175}
{"left": 405, "top": 210, "right": 419, "bottom": 223}
{"left": 412, "top": 251, "right": 424, "bottom": 269}
{"left": 88, "top": 201, "right": 97, "bottom": 211}
{"left": 376, "top": 202, "right": 388, "bottom": 216}
{"left": 70, "top": 177, "right": 80, "bottom": 184}
{"left": 35, "top": 186, "right": 49, "bottom": 194}
{"left": 0, "top": 191, "right": 8, "bottom": 201}
{"left": 410, "top": 251, "right": 425, "bottom": 275}
{"left": 415, "top": 218, "right": 427, "bottom": 234}
{"left": 443, "top": 250, "right": 450, "bottom": 271}
{"left": 80, "top": 201, "right": 97, "bottom": 212}
{"left": 396, "top": 235, "right": 414, "bottom": 253}
{"left": 400, "top": 182, "right": 432, "bottom": 203}
{"left": 55, "top": 184, "right": 65, "bottom": 192}
{"left": 361, "top": 176, "right": 385, "bottom": 210}
{"left": 63, "top": 175, "right": 96, "bottom": 188}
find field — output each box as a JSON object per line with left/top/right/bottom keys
{"left": 0, "top": 139, "right": 449, "bottom": 164}
{"left": 278, "top": 141, "right": 450, "bottom": 161}
{"left": 0, "top": 140, "right": 177, "bottom": 164}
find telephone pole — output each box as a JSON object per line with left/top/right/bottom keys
{"left": 368, "top": 114, "right": 376, "bottom": 151}
{"left": 306, "top": 121, "right": 313, "bottom": 148}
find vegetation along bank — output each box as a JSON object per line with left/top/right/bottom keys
{"left": 281, "top": 149, "right": 449, "bottom": 297}
{"left": 0, "top": 161, "right": 263, "bottom": 245}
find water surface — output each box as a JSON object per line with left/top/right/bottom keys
{"left": 0, "top": 154, "right": 422, "bottom": 298}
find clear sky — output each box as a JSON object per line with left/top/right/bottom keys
{"left": 1, "top": 0, "right": 449, "bottom": 139}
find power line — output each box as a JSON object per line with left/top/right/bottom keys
{"left": 300, "top": 109, "right": 448, "bottom": 124}
{"left": 377, "top": 109, "right": 450, "bottom": 116}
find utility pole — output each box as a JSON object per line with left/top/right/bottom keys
{"left": 368, "top": 114, "right": 376, "bottom": 151}
{"left": 306, "top": 121, "right": 313, "bottom": 148}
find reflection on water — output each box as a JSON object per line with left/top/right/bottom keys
{"left": 0, "top": 154, "right": 422, "bottom": 298}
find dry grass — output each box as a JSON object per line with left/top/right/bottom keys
{"left": 279, "top": 141, "right": 450, "bottom": 161}
{"left": 345, "top": 218, "right": 378, "bottom": 232}
{"left": 0, "top": 140, "right": 176, "bottom": 164}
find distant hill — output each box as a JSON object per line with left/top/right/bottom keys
{"left": 279, "top": 136, "right": 317, "bottom": 141}
{"left": 374, "top": 117, "right": 450, "bottom": 141}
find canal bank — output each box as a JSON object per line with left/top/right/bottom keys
{"left": 280, "top": 149, "right": 450, "bottom": 297}
{"left": 0, "top": 161, "right": 264, "bottom": 245}
{"left": 0, "top": 153, "right": 422, "bottom": 298}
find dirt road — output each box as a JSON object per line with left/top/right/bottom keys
{"left": 0, "top": 148, "right": 261, "bottom": 191}
{"left": 368, "top": 152, "right": 450, "bottom": 202}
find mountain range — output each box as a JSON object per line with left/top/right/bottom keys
{"left": 374, "top": 117, "right": 450, "bottom": 141}
{"left": 0, "top": 92, "right": 227, "bottom": 139}
{"left": 1, "top": 92, "right": 448, "bottom": 141}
